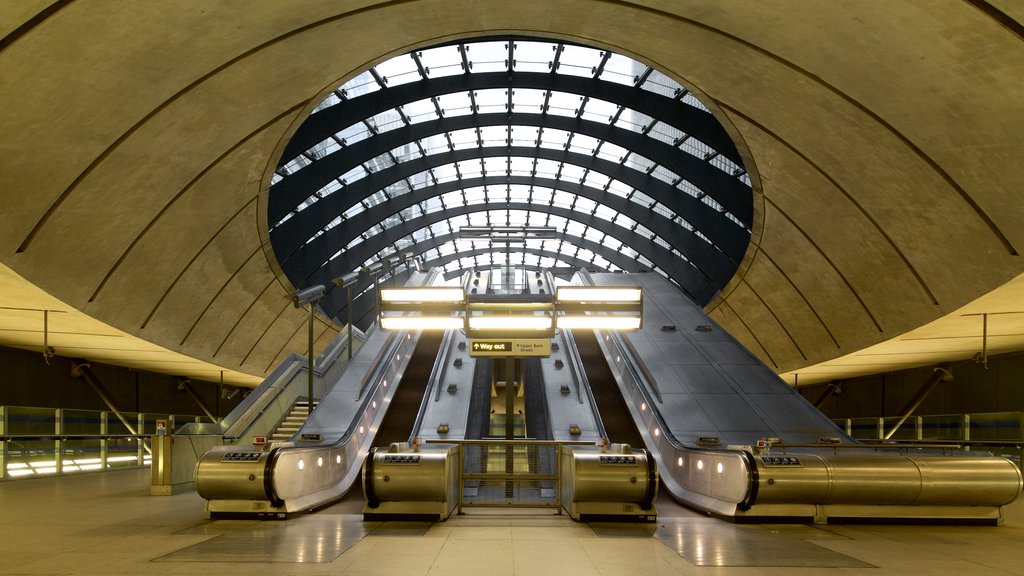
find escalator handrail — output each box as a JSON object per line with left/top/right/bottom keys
{"left": 407, "top": 326, "right": 456, "bottom": 439}
{"left": 562, "top": 329, "right": 608, "bottom": 439}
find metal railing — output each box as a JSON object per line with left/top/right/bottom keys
{"left": 833, "top": 411, "right": 1024, "bottom": 463}
{"left": 427, "top": 439, "right": 593, "bottom": 514}
{"left": 0, "top": 405, "right": 205, "bottom": 480}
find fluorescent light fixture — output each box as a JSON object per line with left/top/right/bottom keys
{"left": 7, "top": 468, "right": 34, "bottom": 477}
{"left": 379, "top": 287, "right": 465, "bottom": 302}
{"left": 34, "top": 467, "right": 57, "bottom": 474}
{"left": 30, "top": 460, "right": 56, "bottom": 468}
{"left": 468, "top": 316, "right": 553, "bottom": 330}
{"left": 106, "top": 456, "right": 140, "bottom": 463}
{"left": 557, "top": 316, "right": 641, "bottom": 330}
{"left": 556, "top": 287, "right": 641, "bottom": 302}
{"left": 78, "top": 464, "right": 102, "bottom": 471}
{"left": 72, "top": 458, "right": 101, "bottom": 465}
{"left": 380, "top": 316, "right": 464, "bottom": 330}
{"left": 6, "top": 463, "right": 28, "bottom": 469}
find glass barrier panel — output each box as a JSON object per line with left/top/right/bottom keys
{"left": 848, "top": 418, "right": 880, "bottom": 440}
{"left": 106, "top": 438, "right": 144, "bottom": 469}
{"left": 969, "top": 412, "right": 1022, "bottom": 442}
{"left": 882, "top": 417, "right": 917, "bottom": 440}
{"left": 919, "top": 414, "right": 964, "bottom": 441}
{"left": 6, "top": 406, "right": 56, "bottom": 435}
{"left": 62, "top": 409, "right": 103, "bottom": 436}
{"left": 105, "top": 411, "right": 139, "bottom": 435}
{"left": 5, "top": 439, "right": 56, "bottom": 477}
{"left": 62, "top": 438, "right": 104, "bottom": 473}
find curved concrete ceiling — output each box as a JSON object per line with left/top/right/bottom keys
{"left": 1, "top": 1, "right": 1022, "bottom": 384}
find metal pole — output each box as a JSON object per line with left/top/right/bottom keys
{"left": 373, "top": 273, "right": 379, "bottom": 327}
{"left": 308, "top": 304, "right": 315, "bottom": 417}
{"left": 347, "top": 285, "right": 353, "bottom": 361}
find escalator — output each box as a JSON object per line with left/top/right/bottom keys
{"left": 372, "top": 331, "right": 443, "bottom": 446}
{"left": 572, "top": 328, "right": 642, "bottom": 448}
{"left": 194, "top": 271, "right": 442, "bottom": 518}
{"left": 579, "top": 270, "right": 1023, "bottom": 524}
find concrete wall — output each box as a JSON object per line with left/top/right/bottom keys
{"left": 800, "top": 352, "right": 1024, "bottom": 419}
{"left": 0, "top": 345, "right": 241, "bottom": 418}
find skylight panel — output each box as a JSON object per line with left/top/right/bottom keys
{"left": 566, "top": 134, "right": 599, "bottom": 156}
{"left": 338, "top": 71, "right": 379, "bottom": 99}
{"left": 579, "top": 97, "right": 618, "bottom": 123}
{"left": 540, "top": 128, "right": 571, "bottom": 148}
{"left": 557, "top": 44, "right": 603, "bottom": 77}
{"left": 597, "top": 52, "right": 636, "bottom": 85}
{"left": 595, "top": 141, "right": 628, "bottom": 164}
{"left": 374, "top": 56, "right": 420, "bottom": 87}
{"left": 402, "top": 99, "right": 438, "bottom": 124}
{"left": 462, "top": 41, "right": 507, "bottom": 73}
{"left": 508, "top": 185, "right": 531, "bottom": 203}
{"left": 510, "top": 125, "right": 536, "bottom": 146}
{"left": 418, "top": 45, "right": 462, "bottom": 78}
{"left": 546, "top": 92, "right": 581, "bottom": 116}
{"left": 512, "top": 88, "right": 547, "bottom": 111}
{"left": 511, "top": 40, "right": 552, "bottom": 73}
{"left": 436, "top": 92, "right": 473, "bottom": 117}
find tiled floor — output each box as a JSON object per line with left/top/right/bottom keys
{"left": 2, "top": 468, "right": 1024, "bottom": 575}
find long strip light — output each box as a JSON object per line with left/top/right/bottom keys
{"left": 557, "top": 316, "right": 642, "bottom": 330}
{"left": 556, "top": 287, "right": 642, "bottom": 302}
{"left": 468, "top": 316, "right": 553, "bottom": 330}
{"left": 380, "top": 316, "right": 464, "bottom": 330}
{"left": 380, "top": 287, "right": 465, "bottom": 303}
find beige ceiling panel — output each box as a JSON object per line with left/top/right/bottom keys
{"left": 213, "top": 288, "right": 293, "bottom": 370}
{"left": 0, "top": 1, "right": 54, "bottom": 40}
{"left": 142, "top": 206, "right": 261, "bottom": 341}
{"left": 716, "top": 278, "right": 804, "bottom": 371}
{"left": 183, "top": 255, "right": 280, "bottom": 361}
{"left": 240, "top": 312, "right": 308, "bottom": 375}
{"left": 730, "top": 115, "right": 939, "bottom": 336}
{"left": 749, "top": 203, "right": 881, "bottom": 357}
{"left": 264, "top": 323, "right": 340, "bottom": 377}
{"left": 707, "top": 301, "right": 771, "bottom": 367}
{"left": 85, "top": 118, "right": 289, "bottom": 337}
{"left": 738, "top": 252, "right": 839, "bottom": 368}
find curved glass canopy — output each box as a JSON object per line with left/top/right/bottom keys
{"left": 268, "top": 38, "right": 753, "bottom": 327}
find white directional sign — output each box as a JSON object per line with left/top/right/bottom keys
{"left": 469, "top": 339, "right": 551, "bottom": 357}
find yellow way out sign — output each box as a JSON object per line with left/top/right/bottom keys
{"left": 469, "top": 339, "right": 551, "bottom": 357}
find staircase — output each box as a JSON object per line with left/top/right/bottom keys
{"left": 270, "top": 401, "right": 318, "bottom": 442}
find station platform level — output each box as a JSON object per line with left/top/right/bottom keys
{"left": 2, "top": 469, "right": 1024, "bottom": 575}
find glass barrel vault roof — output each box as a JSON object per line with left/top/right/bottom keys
{"left": 268, "top": 37, "right": 753, "bottom": 327}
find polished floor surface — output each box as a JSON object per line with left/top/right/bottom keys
{"left": 2, "top": 468, "right": 1024, "bottom": 575}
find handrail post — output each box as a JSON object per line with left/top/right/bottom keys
{"left": 555, "top": 444, "right": 562, "bottom": 515}
{"left": 0, "top": 406, "right": 6, "bottom": 479}
{"left": 457, "top": 444, "right": 465, "bottom": 515}
{"left": 55, "top": 408, "right": 63, "bottom": 475}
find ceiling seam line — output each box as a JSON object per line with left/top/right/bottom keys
{"left": 14, "top": 0, "right": 421, "bottom": 254}
{"left": 88, "top": 104, "right": 304, "bottom": 303}
{"left": 719, "top": 102, "right": 940, "bottom": 306}
{"left": 239, "top": 302, "right": 294, "bottom": 367}
{"left": 738, "top": 278, "right": 808, "bottom": 361}
{"left": 139, "top": 196, "right": 257, "bottom": 329}
{"left": 0, "top": 0, "right": 72, "bottom": 52}
{"left": 763, "top": 196, "right": 884, "bottom": 333}
{"left": 602, "top": 0, "right": 1017, "bottom": 256}
{"left": 212, "top": 277, "right": 277, "bottom": 359}
{"left": 179, "top": 246, "right": 264, "bottom": 347}
{"left": 754, "top": 249, "right": 842, "bottom": 350}
{"left": 716, "top": 299, "right": 778, "bottom": 369}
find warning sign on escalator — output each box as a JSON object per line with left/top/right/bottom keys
{"left": 469, "top": 339, "right": 551, "bottom": 357}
